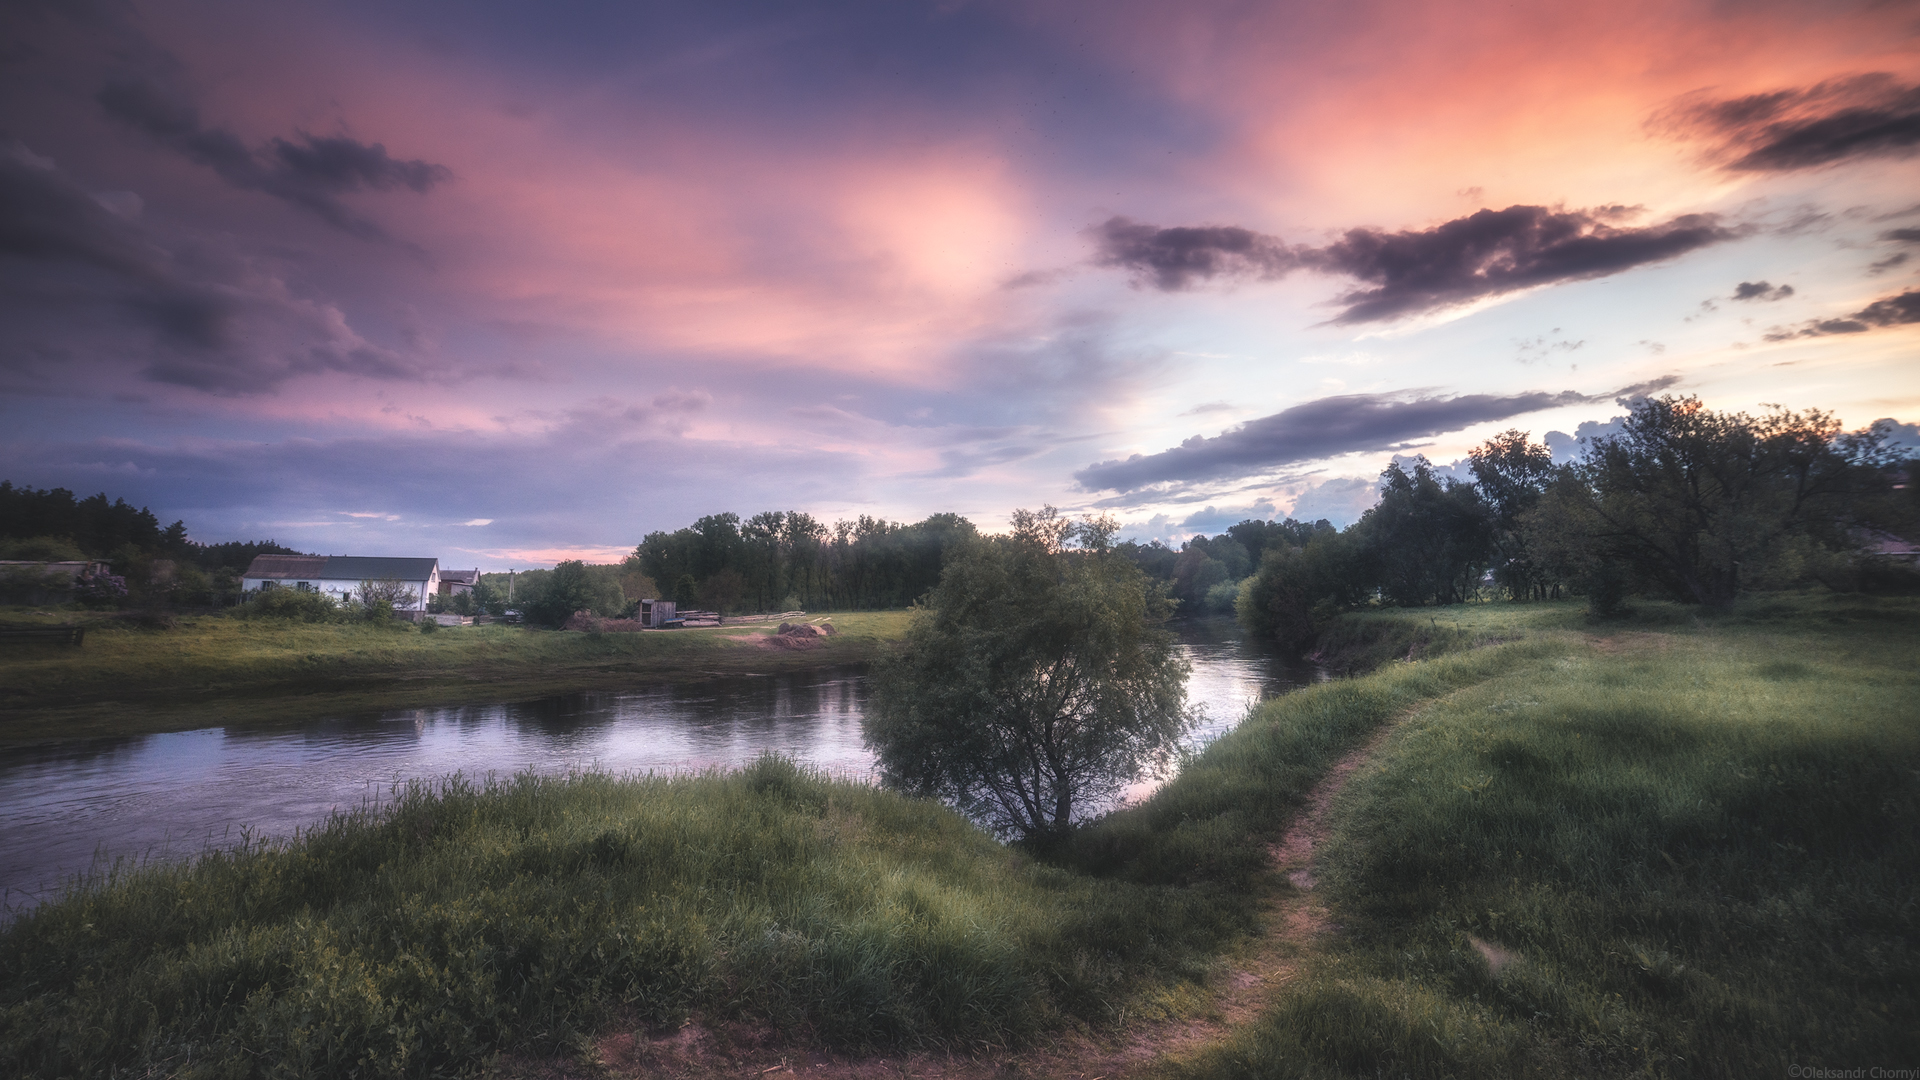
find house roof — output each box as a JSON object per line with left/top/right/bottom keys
{"left": 243, "top": 555, "right": 439, "bottom": 582}
{"left": 321, "top": 557, "right": 439, "bottom": 582}
{"left": 243, "top": 555, "right": 328, "bottom": 579}
{"left": 440, "top": 568, "right": 479, "bottom": 585}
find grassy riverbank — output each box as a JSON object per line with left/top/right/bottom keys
{"left": 1, "top": 594, "right": 1911, "bottom": 1078}
{"left": 0, "top": 609, "right": 910, "bottom": 743}
{"left": 1161, "top": 592, "right": 1920, "bottom": 1079}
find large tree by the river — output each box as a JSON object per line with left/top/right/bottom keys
{"left": 863, "top": 508, "right": 1191, "bottom": 846}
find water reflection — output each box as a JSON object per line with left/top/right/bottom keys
{"left": 0, "top": 616, "right": 1316, "bottom": 907}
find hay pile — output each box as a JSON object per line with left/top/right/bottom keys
{"left": 765, "top": 621, "right": 837, "bottom": 649}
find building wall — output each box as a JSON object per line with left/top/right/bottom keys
{"left": 240, "top": 576, "right": 433, "bottom": 610}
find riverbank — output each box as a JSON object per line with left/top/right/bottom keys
{"left": 0, "top": 609, "right": 911, "bottom": 744}
{"left": 2, "top": 595, "right": 1912, "bottom": 1078}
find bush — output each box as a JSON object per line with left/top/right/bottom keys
{"left": 1203, "top": 577, "right": 1244, "bottom": 614}
{"left": 1237, "top": 532, "right": 1367, "bottom": 652}
{"left": 240, "top": 587, "right": 340, "bottom": 622}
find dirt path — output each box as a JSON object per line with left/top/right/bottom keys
{"left": 501, "top": 729, "right": 1396, "bottom": 1080}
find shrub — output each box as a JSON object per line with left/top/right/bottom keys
{"left": 241, "top": 586, "right": 340, "bottom": 622}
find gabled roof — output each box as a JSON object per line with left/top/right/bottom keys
{"left": 244, "top": 555, "right": 329, "bottom": 579}
{"left": 440, "top": 568, "right": 480, "bottom": 585}
{"left": 320, "top": 557, "right": 439, "bottom": 582}
{"left": 242, "top": 555, "right": 439, "bottom": 582}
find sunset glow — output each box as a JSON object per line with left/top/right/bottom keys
{"left": 3, "top": 0, "right": 1915, "bottom": 563}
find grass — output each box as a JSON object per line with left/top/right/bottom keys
{"left": 1156, "top": 592, "right": 1920, "bottom": 1078}
{"left": 0, "top": 758, "right": 1232, "bottom": 1078}
{"left": 2, "top": 593, "right": 1911, "bottom": 1078}
{"left": 0, "top": 609, "right": 911, "bottom": 743}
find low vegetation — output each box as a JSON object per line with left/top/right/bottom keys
{"left": 0, "top": 610, "right": 910, "bottom": 742}
{"left": 0, "top": 757, "right": 1234, "bottom": 1078}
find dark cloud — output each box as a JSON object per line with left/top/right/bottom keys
{"left": 1089, "top": 217, "right": 1297, "bottom": 290}
{"left": 1091, "top": 205, "right": 1733, "bottom": 324}
{"left": 1732, "top": 281, "right": 1794, "bottom": 301}
{"left": 1763, "top": 289, "right": 1920, "bottom": 340}
{"left": 1310, "top": 207, "right": 1733, "bottom": 324}
{"left": 0, "top": 141, "right": 239, "bottom": 350}
{"left": 1660, "top": 74, "right": 1920, "bottom": 172}
{"left": 1073, "top": 382, "right": 1671, "bottom": 493}
{"left": 1882, "top": 227, "right": 1920, "bottom": 244}
{"left": 97, "top": 78, "right": 451, "bottom": 241}
{"left": 0, "top": 142, "right": 171, "bottom": 285}
{"left": 0, "top": 140, "right": 431, "bottom": 393}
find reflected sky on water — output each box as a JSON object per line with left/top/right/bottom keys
{"left": 0, "top": 616, "right": 1319, "bottom": 908}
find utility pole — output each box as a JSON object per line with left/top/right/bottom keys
{"left": 508, "top": 570, "right": 514, "bottom": 601}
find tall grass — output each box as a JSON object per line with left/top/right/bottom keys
{"left": 1159, "top": 594, "right": 1920, "bottom": 1078}
{"left": 0, "top": 756, "right": 1241, "bottom": 1078}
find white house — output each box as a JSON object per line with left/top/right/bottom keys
{"left": 241, "top": 555, "right": 441, "bottom": 610}
{"left": 437, "top": 568, "right": 479, "bottom": 597}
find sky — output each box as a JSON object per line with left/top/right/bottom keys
{"left": 2, "top": 0, "right": 1917, "bottom": 569}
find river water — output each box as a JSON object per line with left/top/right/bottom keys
{"left": 0, "top": 616, "right": 1318, "bottom": 908}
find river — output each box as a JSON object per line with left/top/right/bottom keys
{"left": 0, "top": 616, "right": 1319, "bottom": 909}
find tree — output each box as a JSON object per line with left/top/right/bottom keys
{"left": 470, "top": 576, "right": 506, "bottom": 616}
{"left": 1469, "top": 430, "right": 1558, "bottom": 599}
{"left": 356, "top": 577, "right": 415, "bottom": 620}
{"left": 1572, "top": 396, "right": 1884, "bottom": 609}
{"left": 523, "top": 560, "right": 600, "bottom": 626}
{"left": 1353, "top": 457, "right": 1495, "bottom": 606}
{"left": 1171, "top": 534, "right": 1250, "bottom": 609}
{"left": 742, "top": 510, "right": 788, "bottom": 610}
{"left": 1236, "top": 528, "right": 1368, "bottom": 650}
{"left": 699, "top": 567, "right": 747, "bottom": 613}
{"left": 863, "top": 508, "right": 1191, "bottom": 846}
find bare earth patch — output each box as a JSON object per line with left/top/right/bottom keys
{"left": 494, "top": 727, "right": 1399, "bottom": 1079}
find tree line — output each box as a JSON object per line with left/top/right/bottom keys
{"left": 630, "top": 511, "right": 979, "bottom": 614}
{"left": 1232, "top": 395, "right": 1919, "bottom": 649}
{"left": 7, "top": 394, "right": 1912, "bottom": 629}
{"left": 0, "top": 481, "right": 304, "bottom": 606}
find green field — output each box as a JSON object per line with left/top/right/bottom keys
{"left": 0, "top": 609, "right": 911, "bottom": 743}
{"left": 1, "top": 594, "right": 1913, "bottom": 1078}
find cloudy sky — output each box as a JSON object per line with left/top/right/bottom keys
{"left": 3, "top": 0, "right": 1917, "bottom": 567}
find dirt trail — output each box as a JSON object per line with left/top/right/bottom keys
{"left": 504, "top": 730, "right": 1396, "bottom": 1080}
